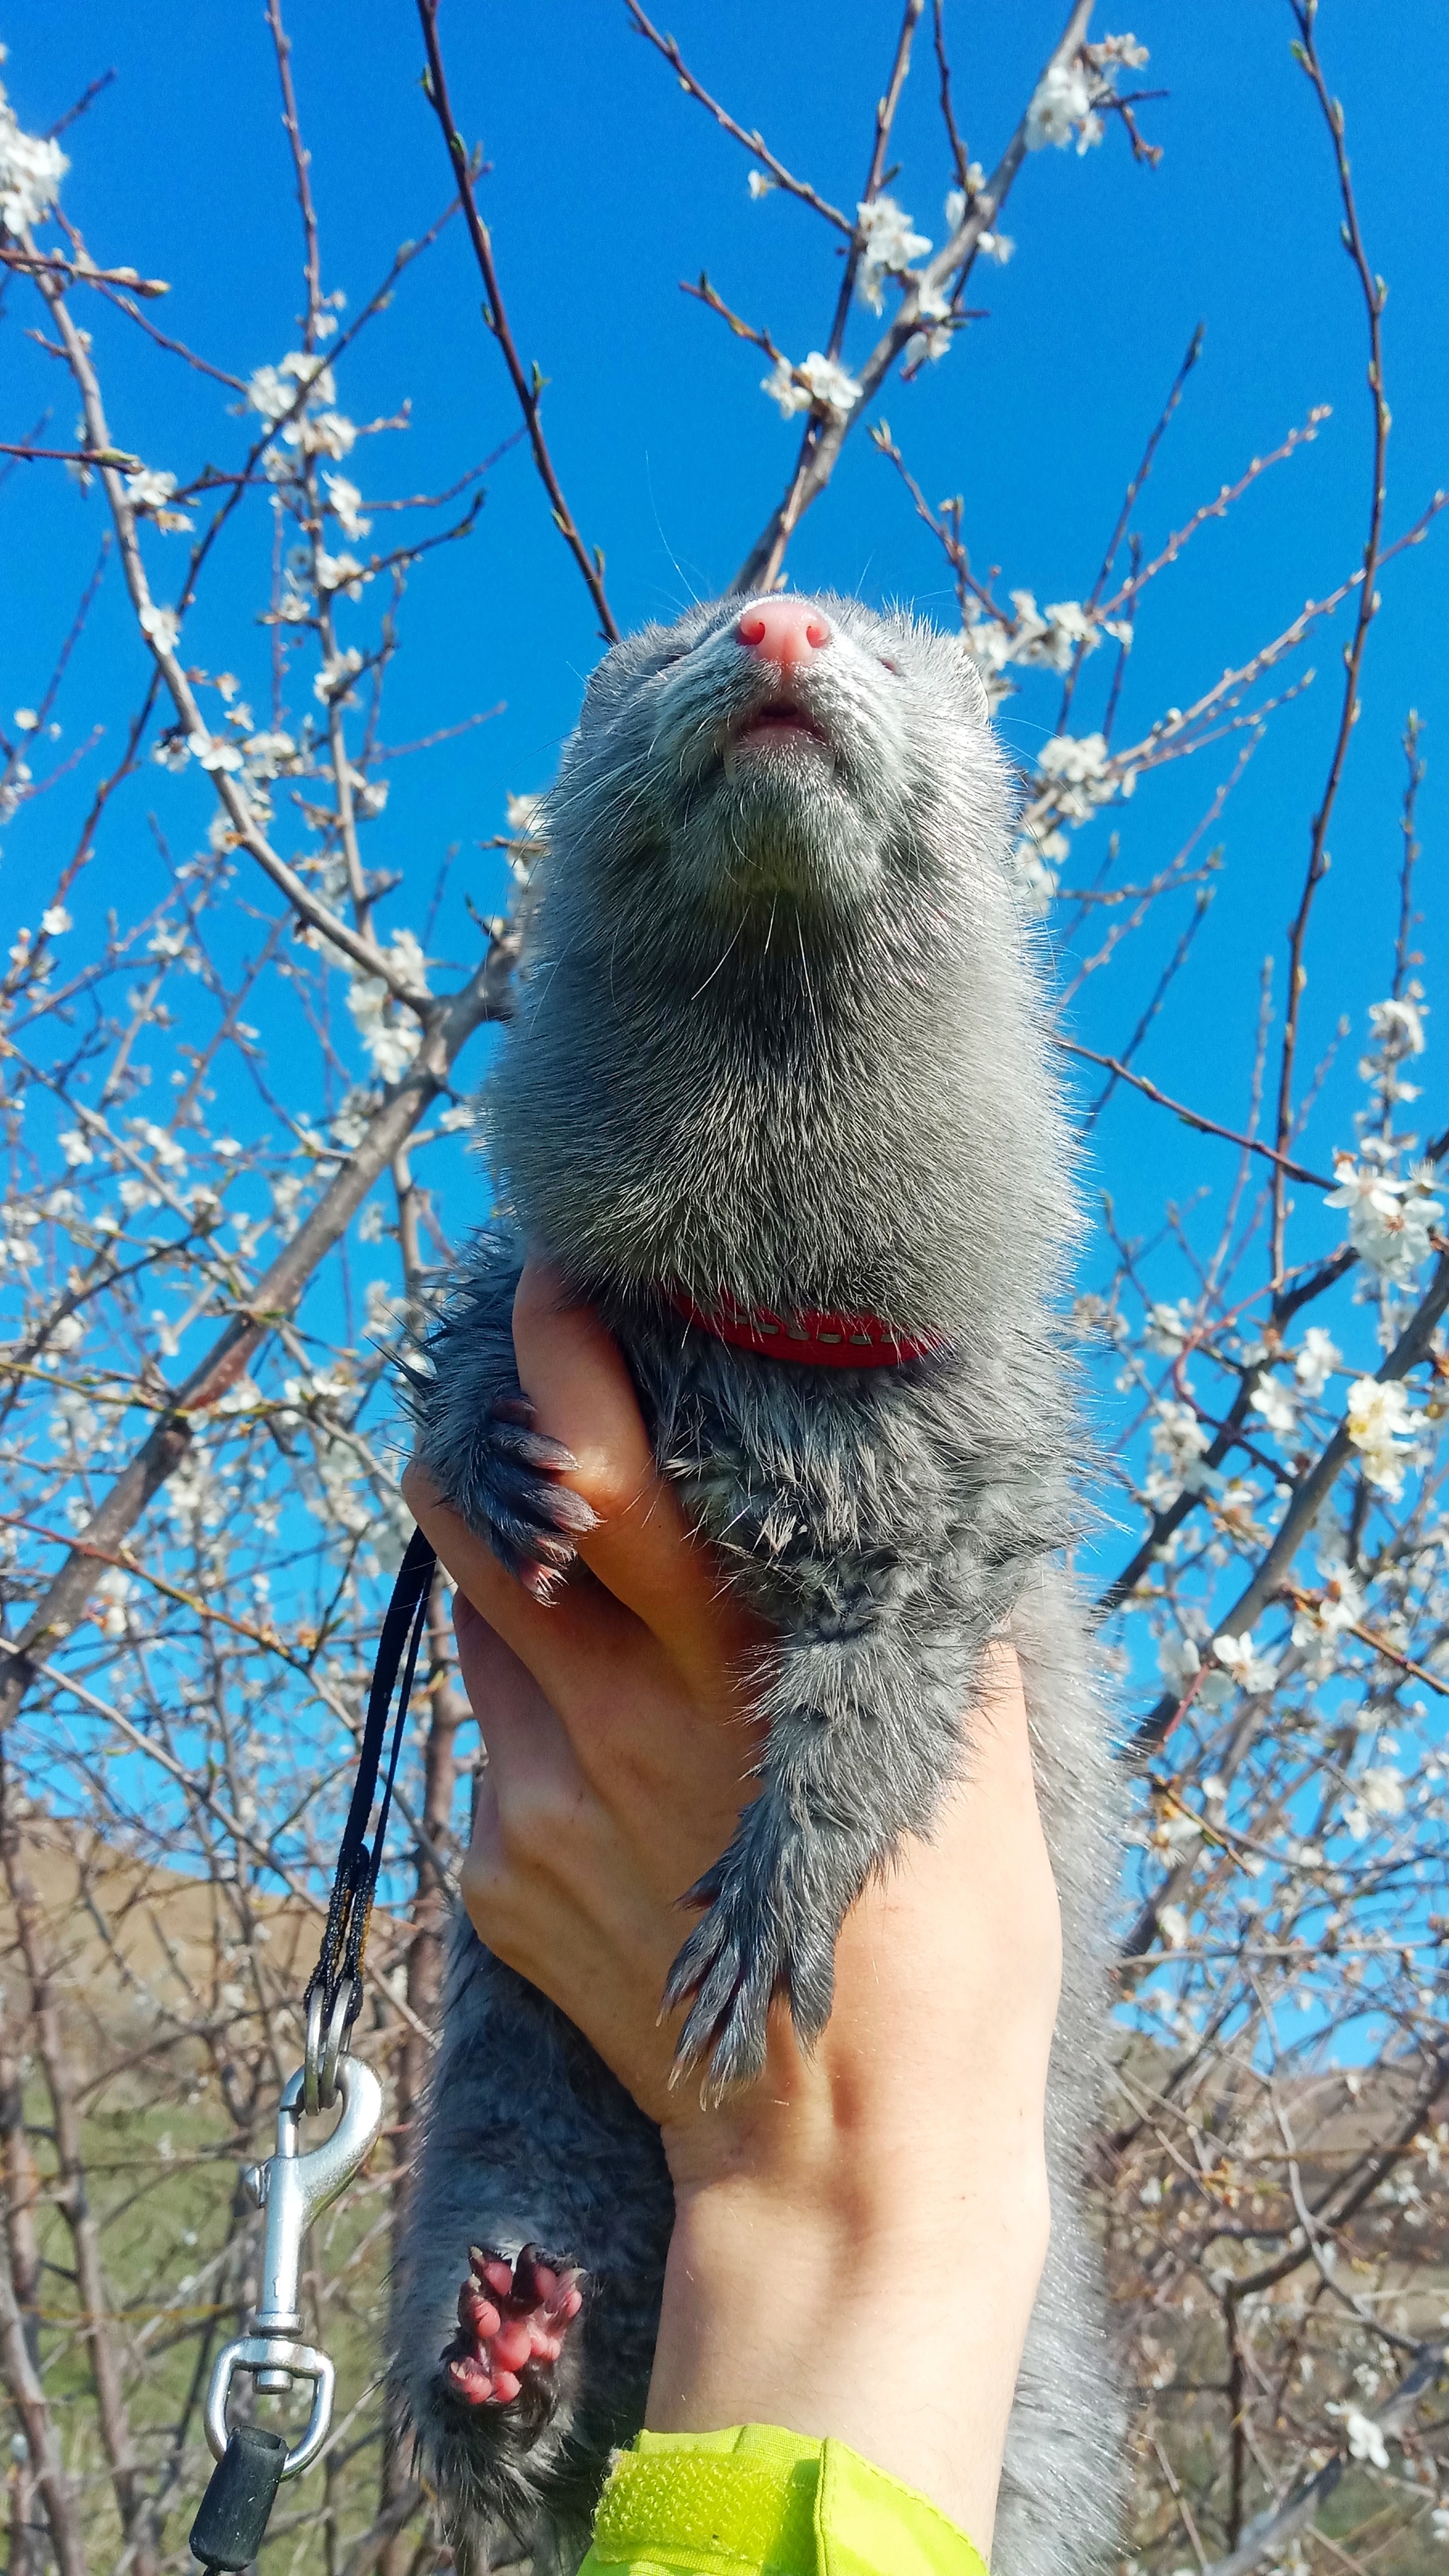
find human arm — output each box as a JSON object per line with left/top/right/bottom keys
{"left": 401, "top": 1260, "right": 1061, "bottom": 2560}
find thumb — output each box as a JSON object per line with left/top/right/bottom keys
{"left": 510, "top": 1257, "right": 766, "bottom": 1699}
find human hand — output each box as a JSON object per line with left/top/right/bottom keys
{"left": 402, "top": 1258, "right": 1061, "bottom": 2549}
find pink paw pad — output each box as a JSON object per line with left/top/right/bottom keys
{"left": 442, "top": 2243, "right": 585, "bottom": 2407}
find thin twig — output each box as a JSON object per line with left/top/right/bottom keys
{"left": 1054, "top": 1038, "right": 1333, "bottom": 1187}
{"left": 622, "top": 1, "right": 852, "bottom": 232}
{"left": 1057, "top": 321, "right": 1204, "bottom": 731}
{"left": 0, "top": 243, "right": 168, "bottom": 298}
{"left": 265, "top": 0, "right": 324, "bottom": 346}
{"left": 415, "top": 0, "right": 619, "bottom": 640}
{"left": 932, "top": 0, "right": 975, "bottom": 193}
{"left": 1270, "top": 12, "right": 1391, "bottom": 1280}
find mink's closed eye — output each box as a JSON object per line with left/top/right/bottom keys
{"left": 877, "top": 655, "right": 903, "bottom": 675}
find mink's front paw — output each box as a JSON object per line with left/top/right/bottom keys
{"left": 662, "top": 1863, "right": 837, "bottom": 2098}
{"left": 441, "top": 2243, "right": 586, "bottom": 2410}
{"left": 462, "top": 1392, "right": 596, "bottom": 1602}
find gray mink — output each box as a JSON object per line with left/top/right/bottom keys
{"left": 395, "top": 591, "right": 1124, "bottom": 2574}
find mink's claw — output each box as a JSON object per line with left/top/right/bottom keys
{"left": 489, "top": 1393, "right": 580, "bottom": 1477}
{"left": 449, "top": 1381, "right": 597, "bottom": 1597}
{"left": 665, "top": 1873, "right": 838, "bottom": 2099}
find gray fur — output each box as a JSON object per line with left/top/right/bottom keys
{"left": 396, "top": 595, "right": 1123, "bottom": 2570}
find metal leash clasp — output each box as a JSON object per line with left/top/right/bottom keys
{"left": 204, "top": 2053, "right": 383, "bottom": 2478}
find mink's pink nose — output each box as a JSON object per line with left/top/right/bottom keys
{"left": 735, "top": 598, "right": 831, "bottom": 669}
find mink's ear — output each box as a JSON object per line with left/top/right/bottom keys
{"left": 947, "top": 632, "right": 991, "bottom": 725}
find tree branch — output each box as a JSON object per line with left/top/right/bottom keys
{"left": 731, "top": 0, "right": 1096, "bottom": 592}
{"left": 0, "top": 932, "right": 517, "bottom": 1735}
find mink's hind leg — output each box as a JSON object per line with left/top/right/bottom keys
{"left": 408, "top": 1236, "right": 596, "bottom": 1598}
{"left": 395, "top": 1910, "right": 674, "bottom": 2575}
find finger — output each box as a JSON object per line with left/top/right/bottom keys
{"left": 510, "top": 1258, "right": 768, "bottom": 1697}
{"left": 408, "top": 1465, "right": 759, "bottom": 1875}
{"left": 453, "top": 1603, "right": 688, "bottom": 2056}
{"left": 452, "top": 1596, "right": 595, "bottom": 1933}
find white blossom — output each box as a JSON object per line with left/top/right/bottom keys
{"left": 139, "top": 602, "right": 181, "bottom": 655}
{"left": 1343, "top": 2409, "right": 1390, "bottom": 2471}
{"left": 1144, "top": 1399, "right": 1216, "bottom": 1511}
{"left": 747, "top": 169, "right": 774, "bottom": 200}
{"left": 855, "top": 194, "right": 932, "bottom": 311}
{"left": 322, "top": 472, "right": 371, "bottom": 540}
{"left": 507, "top": 789, "right": 548, "bottom": 839}
{"left": 57, "top": 1128, "right": 93, "bottom": 1168}
{"left": 0, "top": 74, "right": 68, "bottom": 231}
{"left": 1358, "top": 1764, "right": 1405, "bottom": 1819}
{"left": 1026, "top": 57, "right": 1098, "bottom": 153}
{"left": 1158, "top": 1904, "right": 1189, "bottom": 1950}
{"left": 13, "top": 706, "right": 38, "bottom": 732}
{"left": 1005, "top": 832, "right": 1065, "bottom": 916}
{"left": 761, "top": 350, "right": 862, "bottom": 420}
{"left": 1324, "top": 1154, "right": 1443, "bottom": 1286}
{"left": 1095, "top": 33, "right": 1150, "bottom": 69}
{"left": 364, "top": 1278, "right": 408, "bottom": 1338}
{"left": 1157, "top": 1633, "right": 1201, "bottom": 1689}
{"left": 1294, "top": 1324, "right": 1341, "bottom": 1397}
{"left": 241, "top": 730, "right": 297, "bottom": 780}
{"left": 40, "top": 904, "right": 71, "bottom": 937}
{"left": 1345, "top": 1376, "right": 1418, "bottom": 1497}
{"left": 126, "top": 465, "right": 181, "bottom": 511}
{"left": 1366, "top": 994, "right": 1426, "bottom": 1057}
{"left": 346, "top": 930, "right": 431, "bottom": 1084}
{"left": 1145, "top": 1299, "right": 1194, "bottom": 1356}
{"left": 316, "top": 549, "right": 368, "bottom": 599}
{"left": 944, "top": 171, "right": 986, "bottom": 232}
{"left": 977, "top": 230, "right": 1015, "bottom": 264}
{"left": 906, "top": 324, "right": 952, "bottom": 371}
{"left": 1359, "top": 990, "right": 1429, "bottom": 1110}
{"left": 1292, "top": 1565, "right": 1363, "bottom": 1647}
{"left": 315, "top": 646, "right": 364, "bottom": 704}
{"left": 1040, "top": 730, "right": 1109, "bottom": 786}
{"left": 304, "top": 410, "right": 358, "bottom": 460}
{"left": 1250, "top": 1374, "right": 1298, "bottom": 1436}
{"left": 93, "top": 1565, "right": 133, "bottom": 1640}
{"left": 1213, "top": 1631, "right": 1279, "bottom": 1694}
{"left": 186, "top": 730, "right": 243, "bottom": 774}
{"left": 134, "top": 1119, "right": 187, "bottom": 1174}
{"left": 248, "top": 351, "right": 335, "bottom": 426}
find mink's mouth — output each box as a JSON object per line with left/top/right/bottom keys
{"left": 728, "top": 700, "right": 832, "bottom": 757}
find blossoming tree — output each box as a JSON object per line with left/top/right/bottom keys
{"left": 0, "top": 4, "right": 1444, "bottom": 2572}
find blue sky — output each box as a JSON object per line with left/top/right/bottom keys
{"left": 3, "top": 0, "right": 1445, "bottom": 1320}
{"left": 3, "top": 6, "right": 1443, "bottom": 2028}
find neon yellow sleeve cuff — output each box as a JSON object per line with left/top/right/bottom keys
{"left": 579, "top": 2423, "right": 991, "bottom": 2576}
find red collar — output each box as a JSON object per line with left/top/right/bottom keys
{"left": 669, "top": 1287, "right": 945, "bottom": 1369}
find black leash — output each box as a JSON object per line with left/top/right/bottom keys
{"left": 299, "top": 1521, "right": 439, "bottom": 2109}
{"left": 190, "top": 1523, "right": 439, "bottom": 2570}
